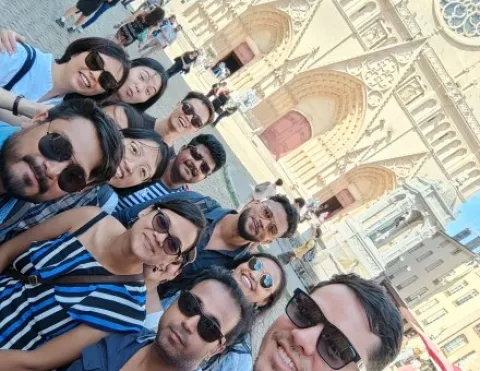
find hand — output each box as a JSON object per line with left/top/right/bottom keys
{"left": 0, "top": 29, "right": 25, "bottom": 55}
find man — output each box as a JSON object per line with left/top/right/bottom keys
{"left": 255, "top": 274, "right": 403, "bottom": 371}
{"left": 0, "top": 99, "right": 123, "bottom": 234}
{"left": 80, "top": 0, "right": 122, "bottom": 31}
{"left": 66, "top": 267, "right": 253, "bottom": 371}
{"left": 115, "top": 191, "right": 299, "bottom": 297}
{"left": 148, "top": 91, "right": 215, "bottom": 147}
{"left": 252, "top": 178, "right": 283, "bottom": 201}
{"left": 115, "top": 133, "right": 226, "bottom": 210}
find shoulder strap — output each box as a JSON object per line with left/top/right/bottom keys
{"left": 2, "top": 42, "right": 37, "bottom": 91}
{"left": 72, "top": 211, "right": 108, "bottom": 237}
{"left": 5, "top": 267, "right": 144, "bottom": 285}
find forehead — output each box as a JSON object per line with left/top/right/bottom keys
{"left": 161, "top": 208, "right": 197, "bottom": 252}
{"left": 134, "top": 66, "right": 161, "bottom": 84}
{"left": 186, "top": 98, "right": 210, "bottom": 123}
{"left": 191, "top": 280, "right": 241, "bottom": 334}
{"left": 264, "top": 200, "right": 288, "bottom": 236}
{"left": 310, "top": 284, "right": 380, "bottom": 365}
{"left": 130, "top": 139, "right": 162, "bottom": 166}
{"left": 49, "top": 117, "right": 101, "bottom": 178}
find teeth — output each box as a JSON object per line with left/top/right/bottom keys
{"left": 278, "top": 346, "right": 296, "bottom": 371}
{"left": 81, "top": 73, "right": 90, "bottom": 88}
{"left": 242, "top": 274, "right": 252, "bottom": 290}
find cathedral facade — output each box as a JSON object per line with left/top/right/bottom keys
{"left": 177, "top": 0, "right": 480, "bottom": 219}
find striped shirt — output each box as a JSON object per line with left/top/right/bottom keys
{"left": 115, "top": 180, "right": 186, "bottom": 212}
{"left": 0, "top": 212, "right": 146, "bottom": 350}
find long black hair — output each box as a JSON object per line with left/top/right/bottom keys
{"left": 57, "top": 37, "right": 130, "bottom": 100}
{"left": 140, "top": 7, "right": 165, "bottom": 28}
{"left": 101, "top": 101, "right": 155, "bottom": 130}
{"left": 128, "top": 58, "right": 169, "bottom": 111}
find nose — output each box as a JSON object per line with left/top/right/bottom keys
{"left": 123, "top": 158, "right": 133, "bottom": 174}
{"left": 44, "top": 160, "right": 69, "bottom": 179}
{"left": 182, "top": 314, "right": 199, "bottom": 335}
{"left": 291, "top": 324, "right": 324, "bottom": 357}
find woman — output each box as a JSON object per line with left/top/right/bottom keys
{"left": 56, "top": 0, "right": 106, "bottom": 33}
{"left": 114, "top": 7, "right": 165, "bottom": 47}
{"left": 166, "top": 50, "right": 199, "bottom": 78}
{"left": 108, "top": 57, "right": 168, "bottom": 111}
{"left": 0, "top": 199, "right": 206, "bottom": 370}
{"left": 149, "top": 253, "right": 286, "bottom": 370}
{"left": 0, "top": 36, "right": 129, "bottom": 103}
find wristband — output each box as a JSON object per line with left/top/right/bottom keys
{"left": 13, "top": 95, "right": 25, "bottom": 116}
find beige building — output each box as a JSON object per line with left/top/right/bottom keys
{"left": 172, "top": 0, "right": 480, "bottom": 220}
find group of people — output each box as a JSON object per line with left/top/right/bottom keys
{"left": 0, "top": 7, "right": 404, "bottom": 371}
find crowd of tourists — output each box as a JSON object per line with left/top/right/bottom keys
{"left": 0, "top": 2, "right": 404, "bottom": 370}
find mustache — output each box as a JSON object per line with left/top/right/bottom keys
{"left": 23, "top": 155, "right": 49, "bottom": 194}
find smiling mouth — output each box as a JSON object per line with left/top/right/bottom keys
{"left": 241, "top": 273, "right": 253, "bottom": 291}
{"left": 278, "top": 344, "right": 297, "bottom": 371}
{"left": 178, "top": 116, "right": 189, "bottom": 129}
{"left": 80, "top": 72, "right": 91, "bottom": 88}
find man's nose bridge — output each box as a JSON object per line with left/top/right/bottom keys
{"left": 45, "top": 160, "right": 68, "bottom": 176}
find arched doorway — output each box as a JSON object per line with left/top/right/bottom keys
{"left": 260, "top": 110, "right": 312, "bottom": 160}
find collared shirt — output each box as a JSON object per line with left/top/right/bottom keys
{"left": 66, "top": 328, "right": 156, "bottom": 371}
{"left": 0, "top": 184, "right": 118, "bottom": 243}
{"left": 0, "top": 41, "right": 53, "bottom": 102}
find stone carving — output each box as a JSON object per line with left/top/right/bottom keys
{"left": 439, "top": 0, "right": 480, "bottom": 38}
{"left": 369, "top": 210, "right": 423, "bottom": 245}
{"left": 361, "top": 19, "right": 390, "bottom": 49}
{"left": 397, "top": 75, "right": 426, "bottom": 105}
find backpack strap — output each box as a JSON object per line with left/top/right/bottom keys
{"left": 2, "top": 42, "right": 37, "bottom": 91}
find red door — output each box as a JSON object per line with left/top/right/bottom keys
{"left": 233, "top": 42, "right": 255, "bottom": 66}
{"left": 260, "top": 111, "right": 312, "bottom": 159}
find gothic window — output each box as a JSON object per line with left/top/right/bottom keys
{"left": 440, "top": 0, "right": 480, "bottom": 38}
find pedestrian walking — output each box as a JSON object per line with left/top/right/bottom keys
{"left": 113, "top": 7, "right": 165, "bottom": 47}
{"left": 81, "top": 0, "right": 122, "bottom": 30}
{"left": 212, "top": 105, "right": 238, "bottom": 127}
{"left": 166, "top": 50, "right": 199, "bottom": 78}
{"left": 56, "top": 0, "right": 106, "bottom": 33}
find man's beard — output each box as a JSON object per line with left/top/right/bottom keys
{"left": 0, "top": 133, "right": 49, "bottom": 202}
{"left": 238, "top": 208, "right": 260, "bottom": 242}
{"left": 169, "top": 159, "right": 186, "bottom": 184}
{"left": 153, "top": 329, "right": 198, "bottom": 371}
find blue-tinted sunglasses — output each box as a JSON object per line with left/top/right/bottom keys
{"left": 248, "top": 257, "right": 274, "bottom": 289}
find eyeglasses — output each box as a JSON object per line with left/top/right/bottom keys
{"left": 260, "top": 204, "right": 278, "bottom": 236}
{"left": 248, "top": 257, "right": 274, "bottom": 289}
{"left": 286, "top": 289, "right": 365, "bottom": 371}
{"left": 188, "top": 146, "right": 211, "bottom": 176}
{"left": 181, "top": 102, "right": 204, "bottom": 128}
{"left": 38, "top": 128, "right": 89, "bottom": 193}
{"left": 152, "top": 209, "right": 183, "bottom": 257}
{"left": 85, "top": 51, "right": 120, "bottom": 91}
{"left": 178, "top": 291, "right": 225, "bottom": 343}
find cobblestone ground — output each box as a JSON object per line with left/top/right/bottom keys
{"left": 1, "top": 0, "right": 284, "bottom": 354}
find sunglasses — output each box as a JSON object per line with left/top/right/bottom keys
{"left": 85, "top": 51, "right": 119, "bottom": 91}
{"left": 38, "top": 129, "right": 89, "bottom": 193}
{"left": 152, "top": 209, "right": 183, "bottom": 257}
{"left": 286, "top": 289, "right": 365, "bottom": 370}
{"left": 181, "top": 102, "right": 204, "bottom": 128}
{"left": 248, "top": 257, "right": 274, "bottom": 289}
{"left": 178, "top": 291, "right": 225, "bottom": 343}
{"left": 188, "top": 146, "right": 211, "bottom": 176}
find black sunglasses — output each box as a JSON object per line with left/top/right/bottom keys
{"left": 38, "top": 129, "right": 89, "bottom": 193}
{"left": 181, "top": 102, "right": 204, "bottom": 128}
{"left": 286, "top": 289, "right": 365, "bottom": 370}
{"left": 188, "top": 146, "right": 211, "bottom": 176}
{"left": 248, "top": 257, "right": 274, "bottom": 289}
{"left": 152, "top": 209, "right": 183, "bottom": 257}
{"left": 178, "top": 291, "right": 225, "bottom": 343}
{"left": 85, "top": 51, "right": 120, "bottom": 91}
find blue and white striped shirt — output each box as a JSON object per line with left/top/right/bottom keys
{"left": 115, "top": 180, "right": 186, "bottom": 212}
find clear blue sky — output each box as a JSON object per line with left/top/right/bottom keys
{"left": 447, "top": 193, "right": 480, "bottom": 252}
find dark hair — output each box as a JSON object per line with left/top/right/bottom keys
{"left": 129, "top": 58, "right": 169, "bottom": 112}
{"left": 140, "top": 7, "right": 165, "bottom": 28}
{"left": 191, "top": 266, "right": 254, "bottom": 347}
{"left": 269, "top": 194, "right": 299, "bottom": 238}
{"left": 149, "top": 199, "right": 206, "bottom": 261}
{"left": 56, "top": 37, "right": 130, "bottom": 99}
{"left": 119, "top": 128, "right": 170, "bottom": 180}
{"left": 182, "top": 91, "right": 215, "bottom": 125}
{"left": 227, "top": 253, "right": 286, "bottom": 314}
{"left": 101, "top": 101, "right": 150, "bottom": 130}
{"left": 275, "top": 178, "right": 284, "bottom": 186}
{"left": 312, "top": 274, "right": 403, "bottom": 371}
{"left": 44, "top": 99, "right": 124, "bottom": 183}
{"left": 294, "top": 197, "right": 306, "bottom": 209}
{"left": 187, "top": 134, "right": 226, "bottom": 172}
